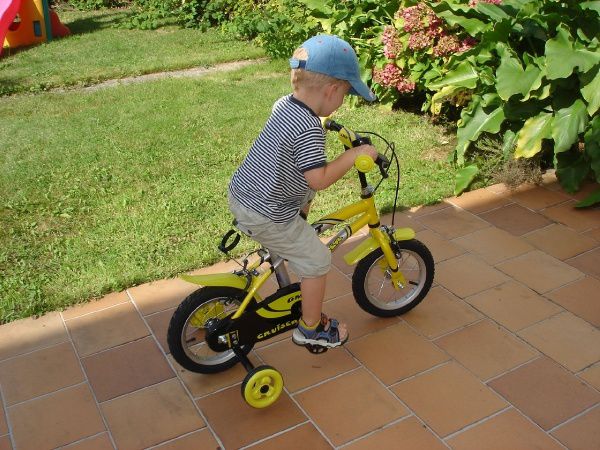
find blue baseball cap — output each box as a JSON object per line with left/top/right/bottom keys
{"left": 289, "top": 35, "right": 376, "bottom": 102}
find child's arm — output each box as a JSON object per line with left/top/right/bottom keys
{"left": 304, "top": 144, "right": 378, "bottom": 191}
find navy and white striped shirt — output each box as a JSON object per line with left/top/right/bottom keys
{"left": 229, "top": 95, "right": 326, "bottom": 223}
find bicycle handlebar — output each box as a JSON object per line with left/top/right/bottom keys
{"left": 323, "top": 118, "right": 389, "bottom": 178}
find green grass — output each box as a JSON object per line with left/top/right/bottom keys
{"left": 1, "top": 10, "right": 454, "bottom": 323}
{"left": 1, "top": 61, "right": 454, "bottom": 323}
{"left": 0, "top": 8, "right": 265, "bottom": 95}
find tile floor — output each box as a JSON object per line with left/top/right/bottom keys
{"left": 1, "top": 173, "right": 599, "bottom": 450}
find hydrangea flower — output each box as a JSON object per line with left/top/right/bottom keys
{"left": 458, "top": 37, "right": 478, "bottom": 52}
{"left": 382, "top": 26, "right": 403, "bottom": 59}
{"left": 376, "top": 2, "right": 483, "bottom": 97}
{"left": 372, "top": 63, "right": 404, "bottom": 88}
{"left": 372, "top": 64, "right": 416, "bottom": 94}
{"left": 397, "top": 4, "right": 426, "bottom": 33}
{"left": 397, "top": 3, "right": 439, "bottom": 34}
{"left": 433, "top": 34, "right": 460, "bottom": 56}
{"left": 408, "top": 31, "right": 434, "bottom": 51}
{"left": 396, "top": 77, "right": 416, "bottom": 94}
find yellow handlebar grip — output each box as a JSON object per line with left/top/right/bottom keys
{"left": 355, "top": 154, "right": 375, "bottom": 173}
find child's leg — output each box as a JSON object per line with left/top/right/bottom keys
{"left": 299, "top": 274, "right": 348, "bottom": 342}
{"left": 300, "top": 274, "right": 326, "bottom": 326}
{"left": 230, "top": 192, "right": 348, "bottom": 347}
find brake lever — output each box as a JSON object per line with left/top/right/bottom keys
{"left": 376, "top": 153, "right": 390, "bottom": 179}
{"left": 353, "top": 135, "right": 372, "bottom": 147}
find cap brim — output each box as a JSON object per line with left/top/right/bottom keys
{"left": 349, "top": 79, "right": 377, "bottom": 102}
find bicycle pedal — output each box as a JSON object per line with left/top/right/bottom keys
{"left": 304, "top": 344, "right": 328, "bottom": 354}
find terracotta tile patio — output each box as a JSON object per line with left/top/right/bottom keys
{"left": 1, "top": 173, "right": 599, "bottom": 449}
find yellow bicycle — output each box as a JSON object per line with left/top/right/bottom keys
{"left": 167, "top": 119, "right": 434, "bottom": 408}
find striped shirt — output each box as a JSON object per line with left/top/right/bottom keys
{"left": 229, "top": 95, "right": 326, "bottom": 223}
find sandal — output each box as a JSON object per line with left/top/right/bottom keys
{"left": 292, "top": 313, "right": 348, "bottom": 348}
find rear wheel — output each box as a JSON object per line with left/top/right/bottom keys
{"left": 167, "top": 286, "right": 254, "bottom": 373}
{"left": 352, "top": 239, "right": 434, "bottom": 317}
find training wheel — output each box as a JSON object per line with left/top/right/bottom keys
{"left": 241, "top": 365, "right": 284, "bottom": 408}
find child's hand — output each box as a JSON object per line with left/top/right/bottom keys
{"left": 354, "top": 144, "right": 378, "bottom": 161}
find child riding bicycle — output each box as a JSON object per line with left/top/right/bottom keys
{"left": 228, "top": 34, "right": 378, "bottom": 350}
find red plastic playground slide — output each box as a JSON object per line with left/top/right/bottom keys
{"left": 0, "top": 0, "right": 21, "bottom": 55}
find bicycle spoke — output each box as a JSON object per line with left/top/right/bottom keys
{"left": 376, "top": 276, "right": 387, "bottom": 297}
{"left": 362, "top": 249, "right": 427, "bottom": 310}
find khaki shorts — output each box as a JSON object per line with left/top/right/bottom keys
{"left": 228, "top": 194, "right": 331, "bottom": 278}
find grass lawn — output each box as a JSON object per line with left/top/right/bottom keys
{"left": 1, "top": 11, "right": 455, "bottom": 323}
{"left": 0, "top": 8, "right": 265, "bottom": 95}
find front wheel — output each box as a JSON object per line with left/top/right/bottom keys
{"left": 352, "top": 239, "right": 434, "bottom": 317}
{"left": 167, "top": 286, "right": 254, "bottom": 374}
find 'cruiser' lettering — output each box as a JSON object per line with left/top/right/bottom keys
{"left": 257, "top": 319, "right": 298, "bottom": 340}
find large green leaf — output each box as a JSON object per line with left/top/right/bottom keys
{"left": 576, "top": 188, "right": 600, "bottom": 208}
{"left": 504, "top": 98, "right": 547, "bottom": 120}
{"left": 454, "top": 165, "right": 479, "bottom": 196}
{"left": 556, "top": 151, "right": 590, "bottom": 193}
{"left": 430, "top": 85, "right": 463, "bottom": 115}
{"left": 502, "top": 129, "right": 518, "bottom": 159}
{"left": 455, "top": 101, "right": 505, "bottom": 165}
{"left": 476, "top": 3, "right": 511, "bottom": 21}
{"left": 552, "top": 99, "right": 589, "bottom": 153}
{"left": 585, "top": 116, "right": 600, "bottom": 181}
{"left": 496, "top": 48, "right": 542, "bottom": 100}
{"left": 502, "top": 0, "right": 537, "bottom": 9}
{"left": 545, "top": 26, "right": 600, "bottom": 79}
{"left": 514, "top": 112, "right": 553, "bottom": 158}
{"left": 580, "top": 65, "right": 600, "bottom": 116}
{"left": 298, "top": 0, "right": 332, "bottom": 17}
{"left": 434, "top": 10, "right": 489, "bottom": 35}
{"left": 481, "top": 19, "right": 512, "bottom": 44}
{"left": 580, "top": 1, "right": 600, "bottom": 14}
{"left": 428, "top": 61, "right": 478, "bottom": 90}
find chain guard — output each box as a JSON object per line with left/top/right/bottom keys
{"left": 205, "top": 283, "right": 302, "bottom": 352}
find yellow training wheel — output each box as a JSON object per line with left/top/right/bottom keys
{"left": 241, "top": 365, "right": 284, "bottom": 408}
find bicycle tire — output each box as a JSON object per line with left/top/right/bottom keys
{"left": 352, "top": 239, "right": 434, "bottom": 317}
{"left": 167, "top": 286, "right": 254, "bottom": 374}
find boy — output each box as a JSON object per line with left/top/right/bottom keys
{"left": 228, "top": 35, "right": 378, "bottom": 349}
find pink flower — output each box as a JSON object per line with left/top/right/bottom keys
{"left": 398, "top": 5, "right": 425, "bottom": 33}
{"left": 396, "top": 77, "right": 416, "bottom": 94}
{"left": 427, "top": 20, "right": 445, "bottom": 38}
{"left": 372, "top": 63, "right": 404, "bottom": 88}
{"left": 408, "top": 31, "right": 433, "bottom": 51}
{"left": 382, "top": 26, "right": 403, "bottom": 59}
{"left": 397, "top": 3, "right": 439, "bottom": 34}
{"left": 433, "top": 34, "right": 460, "bottom": 56}
{"left": 458, "top": 37, "right": 478, "bottom": 52}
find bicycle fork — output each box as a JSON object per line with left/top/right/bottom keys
{"left": 372, "top": 226, "right": 408, "bottom": 289}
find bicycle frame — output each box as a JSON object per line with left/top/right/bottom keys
{"left": 182, "top": 187, "right": 414, "bottom": 321}
{"left": 181, "top": 120, "right": 414, "bottom": 320}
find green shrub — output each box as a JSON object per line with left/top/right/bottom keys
{"left": 207, "top": 0, "right": 316, "bottom": 58}
{"left": 301, "top": 0, "right": 599, "bottom": 202}
{"left": 67, "top": 0, "right": 127, "bottom": 11}
{"left": 420, "top": 0, "right": 600, "bottom": 201}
